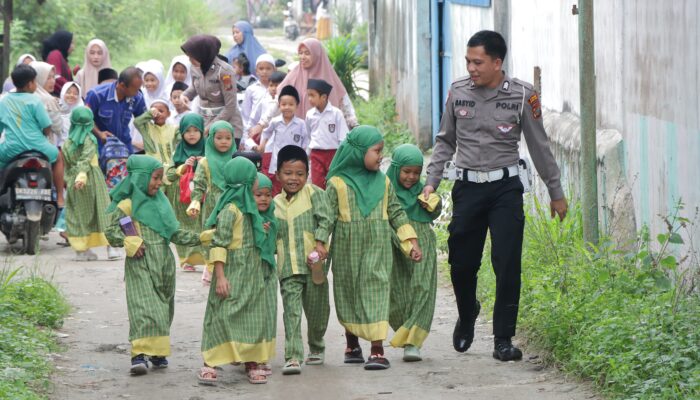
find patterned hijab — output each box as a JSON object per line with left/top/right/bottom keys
{"left": 386, "top": 144, "right": 432, "bottom": 223}
{"left": 327, "top": 125, "right": 385, "bottom": 217}
{"left": 205, "top": 121, "right": 237, "bottom": 190}
{"left": 279, "top": 38, "right": 348, "bottom": 118}
{"left": 107, "top": 155, "right": 180, "bottom": 240}
{"left": 206, "top": 158, "right": 275, "bottom": 267}
{"left": 173, "top": 113, "right": 205, "bottom": 166}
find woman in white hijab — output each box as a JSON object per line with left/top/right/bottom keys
{"left": 74, "top": 39, "right": 112, "bottom": 95}
{"left": 140, "top": 59, "right": 166, "bottom": 107}
{"left": 2, "top": 54, "right": 36, "bottom": 93}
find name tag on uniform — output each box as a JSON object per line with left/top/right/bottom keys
{"left": 455, "top": 108, "right": 475, "bottom": 119}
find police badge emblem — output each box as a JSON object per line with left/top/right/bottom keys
{"left": 328, "top": 124, "right": 336, "bottom": 133}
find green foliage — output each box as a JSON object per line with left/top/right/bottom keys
{"left": 8, "top": 0, "right": 216, "bottom": 72}
{"left": 437, "top": 197, "right": 700, "bottom": 399}
{"left": 355, "top": 96, "right": 415, "bottom": 153}
{"left": 352, "top": 21, "right": 369, "bottom": 68}
{"left": 333, "top": 4, "right": 357, "bottom": 37}
{"left": 324, "top": 35, "right": 363, "bottom": 99}
{"left": 0, "top": 272, "right": 70, "bottom": 399}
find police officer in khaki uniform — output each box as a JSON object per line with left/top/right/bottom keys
{"left": 180, "top": 34, "right": 244, "bottom": 144}
{"left": 423, "top": 30, "right": 568, "bottom": 361}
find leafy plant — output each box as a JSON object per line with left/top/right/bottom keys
{"left": 333, "top": 4, "right": 357, "bottom": 37}
{"left": 437, "top": 197, "right": 700, "bottom": 399}
{"left": 324, "top": 35, "right": 363, "bottom": 99}
{"left": 355, "top": 95, "right": 415, "bottom": 153}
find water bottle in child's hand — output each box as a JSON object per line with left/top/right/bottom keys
{"left": 119, "top": 216, "right": 139, "bottom": 236}
{"left": 308, "top": 251, "right": 325, "bottom": 285}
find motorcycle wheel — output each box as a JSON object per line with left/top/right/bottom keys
{"left": 23, "top": 220, "right": 40, "bottom": 255}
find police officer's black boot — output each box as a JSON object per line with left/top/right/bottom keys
{"left": 492, "top": 337, "right": 523, "bottom": 361}
{"left": 452, "top": 300, "right": 481, "bottom": 352}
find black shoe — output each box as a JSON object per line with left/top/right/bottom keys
{"left": 364, "top": 354, "right": 390, "bottom": 370}
{"left": 150, "top": 356, "right": 168, "bottom": 369}
{"left": 130, "top": 354, "right": 149, "bottom": 375}
{"left": 492, "top": 337, "right": 523, "bottom": 361}
{"left": 453, "top": 300, "right": 481, "bottom": 352}
{"left": 344, "top": 347, "right": 365, "bottom": 364}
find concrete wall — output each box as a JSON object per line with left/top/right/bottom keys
{"left": 445, "top": 0, "right": 700, "bottom": 256}
{"left": 368, "top": 0, "right": 433, "bottom": 148}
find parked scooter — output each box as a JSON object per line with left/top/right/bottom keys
{"left": 0, "top": 151, "right": 58, "bottom": 254}
{"left": 284, "top": 2, "right": 300, "bottom": 41}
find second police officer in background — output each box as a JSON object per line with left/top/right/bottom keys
{"left": 423, "top": 30, "right": 568, "bottom": 361}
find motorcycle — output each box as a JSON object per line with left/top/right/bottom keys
{"left": 283, "top": 2, "right": 300, "bottom": 41}
{"left": 0, "top": 151, "right": 58, "bottom": 254}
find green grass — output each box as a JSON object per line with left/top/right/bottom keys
{"left": 435, "top": 197, "right": 700, "bottom": 399}
{"left": 0, "top": 267, "right": 70, "bottom": 399}
{"left": 355, "top": 96, "right": 416, "bottom": 153}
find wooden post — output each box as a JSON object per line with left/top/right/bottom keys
{"left": 0, "top": 0, "right": 12, "bottom": 85}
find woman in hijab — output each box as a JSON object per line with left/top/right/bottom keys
{"left": 74, "top": 39, "right": 112, "bottom": 95}
{"left": 41, "top": 29, "right": 75, "bottom": 96}
{"left": 2, "top": 54, "right": 36, "bottom": 93}
{"left": 226, "top": 21, "right": 267, "bottom": 68}
{"left": 31, "top": 61, "right": 67, "bottom": 210}
{"left": 180, "top": 34, "right": 244, "bottom": 143}
{"left": 250, "top": 38, "right": 358, "bottom": 138}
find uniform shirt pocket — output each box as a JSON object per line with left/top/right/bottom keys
{"left": 493, "top": 112, "right": 521, "bottom": 138}
{"left": 98, "top": 108, "right": 113, "bottom": 125}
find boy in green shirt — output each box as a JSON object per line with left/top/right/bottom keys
{"left": 274, "top": 145, "right": 333, "bottom": 375}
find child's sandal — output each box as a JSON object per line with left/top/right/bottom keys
{"left": 197, "top": 366, "right": 217, "bottom": 385}
{"left": 247, "top": 368, "right": 268, "bottom": 384}
{"left": 259, "top": 363, "right": 272, "bottom": 376}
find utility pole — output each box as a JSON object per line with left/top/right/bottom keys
{"left": 575, "top": 0, "right": 599, "bottom": 245}
{"left": 0, "top": 0, "right": 12, "bottom": 85}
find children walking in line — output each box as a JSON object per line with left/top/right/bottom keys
{"left": 386, "top": 144, "right": 442, "bottom": 362}
{"left": 104, "top": 155, "right": 207, "bottom": 375}
{"left": 305, "top": 78, "right": 349, "bottom": 189}
{"left": 187, "top": 121, "right": 236, "bottom": 283}
{"left": 325, "top": 126, "right": 422, "bottom": 370}
{"left": 273, "top": 145, "right": 332, "bottom": 375}
{"left": 62, "top": 106, "right": 118, "bottom": 261}
{"left": 198, "top": 157, "right": 277, "bottom": 385}
{"left": 258, "top": 85, "right": 309, "bottom": 195}
{"left": 166, "top": 113, "right": 207, "bottom": 271}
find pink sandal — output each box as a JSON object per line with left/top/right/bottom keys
{"left": 247, "top": 368, "right": 268, "bottom": 384}
{"left": 259, "top": 363, "right": 272, "bottom": 376}
{"left": 182, "top": 263, "right": 197, "bottom": 272}
{"left": 197, "top": 366, "right": 217, "bottom": 385}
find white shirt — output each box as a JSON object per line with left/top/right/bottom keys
{"left": 241, "top": 81, "right": 268, "bottom": 132}
{"left": 241, "top": 93, "right": 276, "bottom": 152}
{"left": 262, "top": 115, "right": 309, "bottom": 174}
{"left": 305, "top": 103, "right": 349, "bottom": 150}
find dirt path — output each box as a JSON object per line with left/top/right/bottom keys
{"left": 3, "top": 233, "right": 597, "bottom": 400}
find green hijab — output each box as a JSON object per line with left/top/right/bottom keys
{"left": 205, "top": 158, "right": 275, "bottom": 267}
{"left": 66, "top": 106, "right": 97, "bottom": 153}
{"left": 107, "top": 155, "right": 180, "bottom": 240}
{"left": 173, "top": 113, "right": 205, "bottom": 166}
{"left": 326, "top": 125, "right": 386, "bottom": 217}
{"left": 386, "top": 144, "right": 431, "bottom": 223}
{"left": 205, "top": 120, "right": 237, "bottom": 190}
{"left": 256, "top": 172, "right": 278, "bottom": 267}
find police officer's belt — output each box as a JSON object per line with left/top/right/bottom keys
{"left": 199, "top": 106, "right": 225, "bottom": 117}
{"left": 461, "top": 164, "right": 519, "bottom": 183}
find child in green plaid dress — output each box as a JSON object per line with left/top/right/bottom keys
{"left": 105, "top": 155, "right": 210, "bottom": 376}
{"left": 326, "top": 126, "right": 422, "bottom": 371}
{"left": 198, "top": 157, "right": 277, "bottom": 385}
{"left": 273, "top": 145, "right": 332, "bottom": 375}
{"left": 186, "top": 121, "right": 236, "bottom": 283}
{"left": 166, "top": 113, "right": 206, "bottom": 271}
{"left": 62, "top": 106, "right": 115, "bottom": 261}
{"left": 386, "top": 144, "right": 443, "bottom": 362}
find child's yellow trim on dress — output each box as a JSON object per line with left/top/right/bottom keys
{"left": 187, "top": 200, "right": 201, "bottom": 216}
{"left": 389, "top": 325, "right": 430, "bottom": 349}
{"left": 417, "top": 193, "right": 441, "bottom": 212}
{"left": 209, "top": 247, "right": 227, "bottom": 264}
{"left": 124, "top": 236, "right": 144, "bottom": 257}
{"left": 131, "top": 336, "right": 170, "bottom": 357}
{"left": 176, "top": 164, "right": 188, "bottom": 176}
{"left": 75, "top": 172, "right": 88, "bottom": 185}
{"left": 202, "top": 339, "right": 276, "bottom": 366}
{"left": 396, "top": 224, "right": 418, "bottom": 257}
{"left": 199, "top": 229, "right": 215, "bottom": 246}
{"left": 68, "top": 232, "right": 108, "bottom": 251}
{"left": 340, "top": 321, "right": 389, "bottom": 342}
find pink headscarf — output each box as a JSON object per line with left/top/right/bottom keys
{"left": 279, "top": 38, "right": 348, "bottom": 118}
{"left": 75, "top": 39, "right": 111, "bottom": 95}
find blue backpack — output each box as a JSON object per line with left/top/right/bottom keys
{"left": 99, "top": 137, "right": 130, "bottom": 189}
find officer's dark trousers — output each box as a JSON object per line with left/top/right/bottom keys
{"left": 447, "top": 176, "right": 524, "bottom": 338}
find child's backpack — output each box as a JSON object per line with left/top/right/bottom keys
{"left": 100, "top": 137, "right": 130, "bottom": 189}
